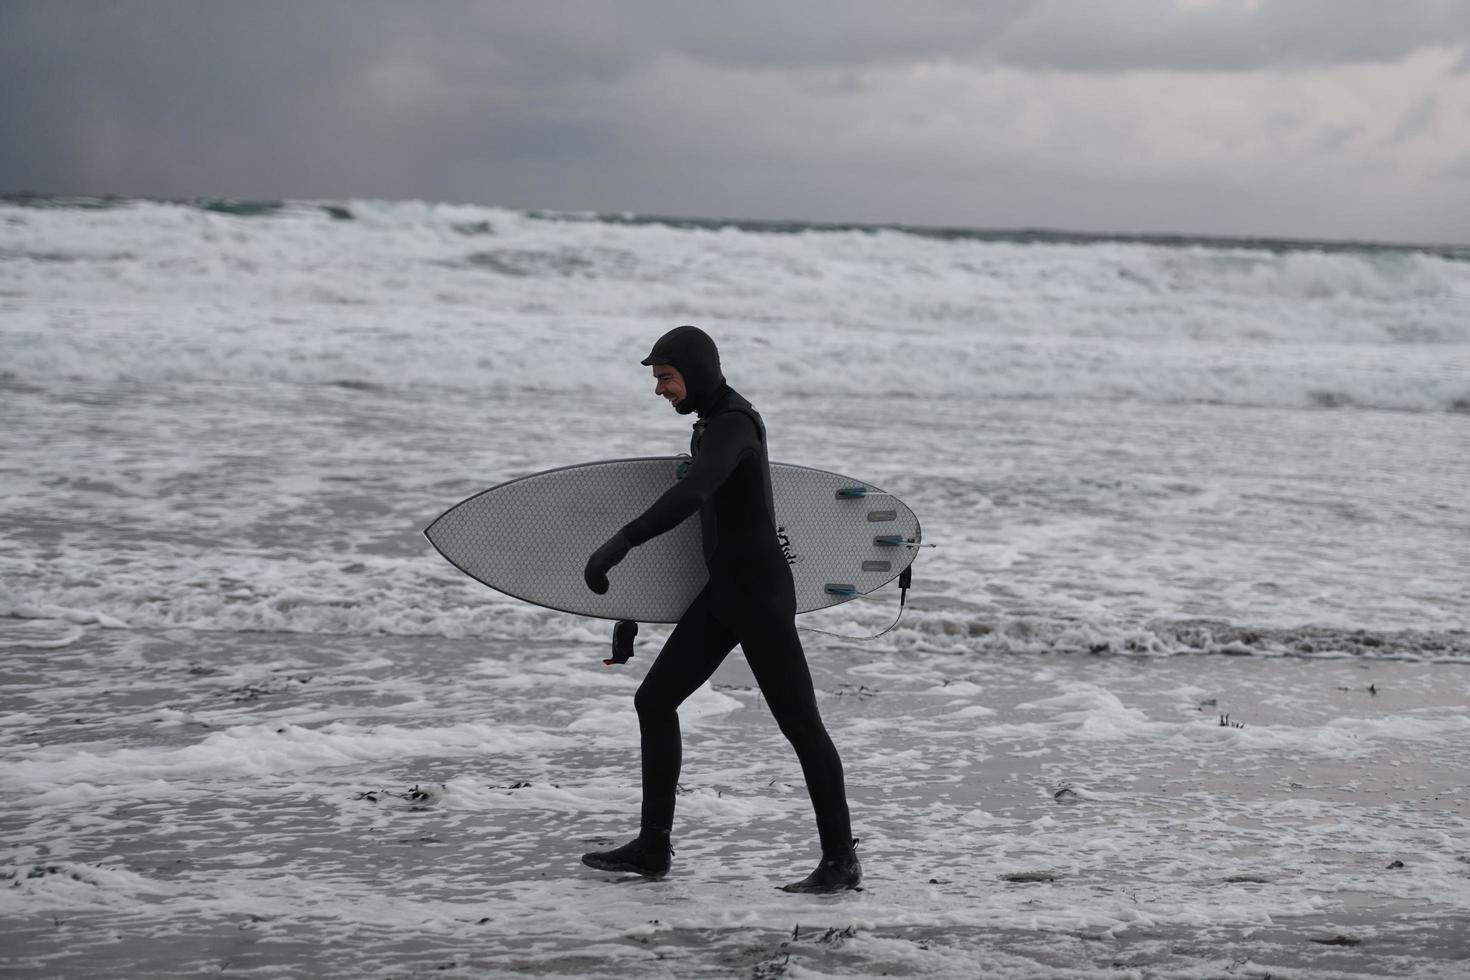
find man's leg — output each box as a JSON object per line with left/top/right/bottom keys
{"left": 740, "top": 615, "right": 861, "bottom": 891}
{"left": 738, "top": 614, "right": 854, "bottom": 860}
{"left": 634, "top": 588, "right": 738, "bottom": 833}
{"left": 583, "top": 589, "right": 735, "bottom": 877}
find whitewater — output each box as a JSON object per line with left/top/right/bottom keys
{"left": 2, "top": 197, "right": 1468, "bottom": 977}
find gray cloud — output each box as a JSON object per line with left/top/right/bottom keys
{"left": 991, "top": 0, "right": 1470, "bottom": 73}
{"left": 1, "top": 1, "right": 1467, "bottom": 242}
{"left": 372, "top": 0, "right": 1470, "bottom": 76}
{"left": 1385, "top": 95, "right": 1441, "bottom": 144}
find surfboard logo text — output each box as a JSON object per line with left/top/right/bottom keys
{"left": 777, "top": 526, "right": 802, "bottom": 566}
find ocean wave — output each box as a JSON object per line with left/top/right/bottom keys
{"left": 3, "top": 197, "right": 1467, "bottom": 414}
{"left": 890, "top": 611, "right": 1470, "bottom": 663}
{"left": 11, "top": 193, "right": 1467, "bottom": 259}
{"left": 532, "top": 207, "right": 1470, "bottom": 264}
{"left": 5, "top": 598, "right": 1466, "bottom": 664}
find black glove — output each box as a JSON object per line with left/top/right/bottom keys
{"left": 584, "top": 531, "right": 631, "bottom": 595}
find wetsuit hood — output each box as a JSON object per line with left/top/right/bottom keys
{"left": 641, "top": 325, "right": 726, "bottom": 416}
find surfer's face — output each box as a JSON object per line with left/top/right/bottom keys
{"left": 652, "top": 365, "right": 687, "bottom": 409}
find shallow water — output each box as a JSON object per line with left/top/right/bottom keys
{"left": 2, "top": 198, "right": 1469, "bottom": 976}
{"left": 3, "top": 629, "right": 1468, "bottom": 978}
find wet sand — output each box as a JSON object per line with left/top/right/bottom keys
{"left": 3, "top": 625, "right": 1468, "bottom": 978}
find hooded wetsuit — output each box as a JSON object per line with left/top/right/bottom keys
{"left": 618, "top": 325, "right": 853, "bottom": 856}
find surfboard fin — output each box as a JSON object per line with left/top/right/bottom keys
{"left": 605, "top": 620, "right": 638, "bottom": 666}
{"left": 800, "top": 562, "right": 915, "bottom": 642}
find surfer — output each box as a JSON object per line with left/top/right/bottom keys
{"left": 581, "top": 325, "right": 861, "bottom": 893}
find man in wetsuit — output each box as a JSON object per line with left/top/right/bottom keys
{"left": 580, "top": 325, "right": 861, "bottom": 893}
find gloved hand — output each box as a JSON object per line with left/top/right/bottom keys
{"left": 584, "top": 531, "right": 631, "bottom": 595}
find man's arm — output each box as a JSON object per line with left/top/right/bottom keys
{"left": 585, "top": 412, "right": 759, "bottom": 595}
{"left": 621, "top": 412, "right": 759, "bottom": 545}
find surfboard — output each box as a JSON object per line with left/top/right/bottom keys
{"left": 425, "top": 457, "right": 922, "bottom": 623}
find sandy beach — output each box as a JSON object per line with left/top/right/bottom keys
{"left": 4, "top": 624, "right": 1467, "bottom": 979}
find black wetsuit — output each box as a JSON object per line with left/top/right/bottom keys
{"left": 613, "top": 331, "right": 853, "bottom": 856}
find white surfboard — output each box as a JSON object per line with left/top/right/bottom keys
{"left": 425, "top": 457, "right": 922, "bottom": 623}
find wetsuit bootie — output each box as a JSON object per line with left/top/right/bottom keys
{"left": 780, "top": 838, "right": 862, "bottom": 894}
{"left": 581, "top": 829, "right": 672, "bottom": 879}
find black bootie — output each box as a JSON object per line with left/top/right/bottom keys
{"left": 581, "top": 828, "right": 672, "bottom": 879}
{"left": 780, "top": 838, "right": 862, "bottom": 893}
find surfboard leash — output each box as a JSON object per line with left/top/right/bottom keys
{"left": 606, "top": 563, "right": 917, "bottom": 663}
{"left": 798, "top": 564, "right": 913, "bottom": 642}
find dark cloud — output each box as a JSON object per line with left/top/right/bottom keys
{"left": 358, "top": 0, "right": 1470, "bottom": 77}
{"left": 0, "top": 1, "right": 398, "bottom": 196}
{"left": 612, "top": 1, "right": 1033, "bottom": 69}
{"left": 0, "top": 1, "right": 1467, "bottom": 241}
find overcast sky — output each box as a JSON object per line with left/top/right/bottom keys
{"left": 3, "top": 0, "right": 1469, "bottom": 243}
